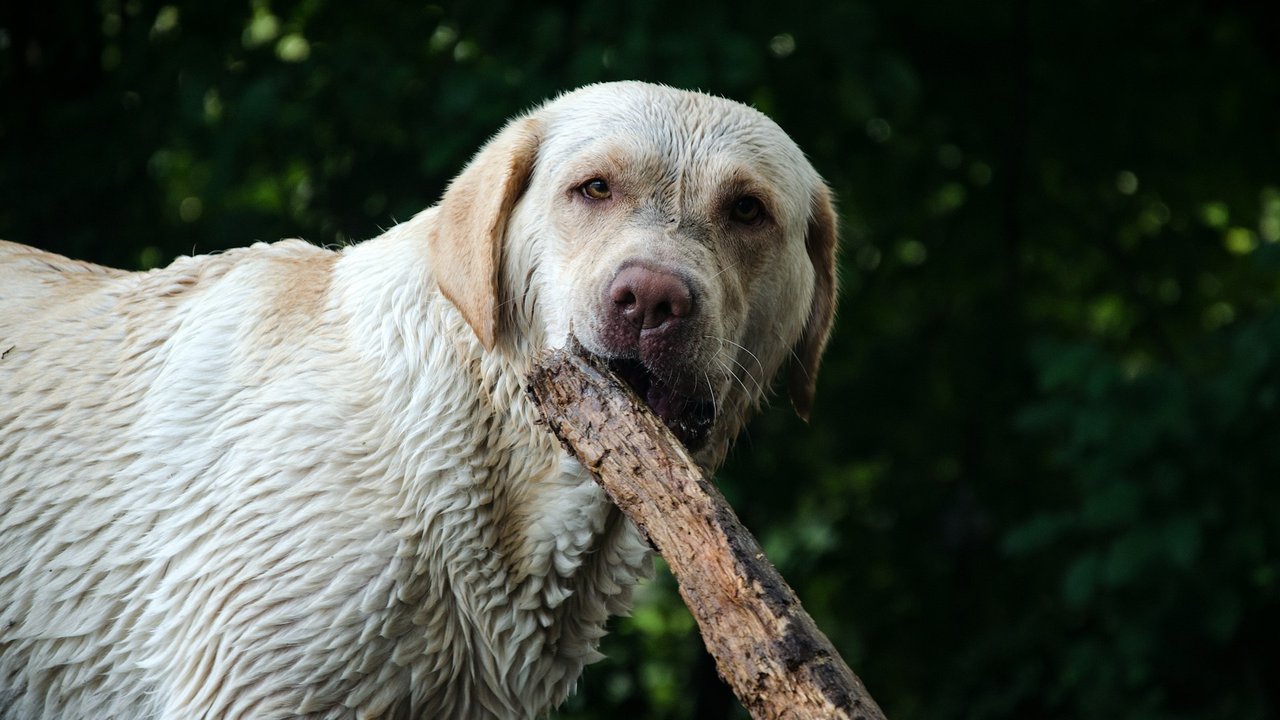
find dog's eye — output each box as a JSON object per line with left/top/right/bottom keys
{"left": 581, "top": 178, "right": 611, "bottom": 200}
{"left": 731, "top": 196, "right": 763, "bottom": 224}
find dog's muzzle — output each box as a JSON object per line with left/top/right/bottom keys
{"left": 583, "top": 263, "right": 717, "bottom": 450}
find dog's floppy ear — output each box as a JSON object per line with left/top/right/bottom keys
{"left": 427, "top": 115, "right": 541, "bottom": 350}
{"left": 788, "top": 183, "right": 839, "bottom": 421}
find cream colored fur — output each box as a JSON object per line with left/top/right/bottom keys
{"left": 0, "top": 81, "right": 837, "bottom": 719}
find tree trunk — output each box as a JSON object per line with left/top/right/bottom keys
{"left": 526, "top": 349, "right": 887, "bottom": 720}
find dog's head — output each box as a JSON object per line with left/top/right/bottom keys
{"left": 428, "top": 82, "right": 837, "bottom": 464}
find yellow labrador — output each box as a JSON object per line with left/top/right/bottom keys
{"left": 0, "top": 81, "right": 837, "bottom": 719}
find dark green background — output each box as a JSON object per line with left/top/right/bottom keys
{"left": 3, "top": 2, "right": 1279, "bottom": 718}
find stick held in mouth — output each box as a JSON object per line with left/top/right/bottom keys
{"left": 526, "top": 347, "right": 888, "bottom": 720}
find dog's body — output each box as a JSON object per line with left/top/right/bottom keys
{"left": 0, "top": 82, "right": 837, "bottom": 719}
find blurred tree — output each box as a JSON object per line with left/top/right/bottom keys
{"left": 2, "top": 1, "right": 1278, "bottom": 718}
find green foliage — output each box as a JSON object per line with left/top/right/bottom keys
{"left": 2, "top": 1, "right": 1279, "bottom": 718}
{"left": 1008, "top": 313, "right": 1280, "bottom": 719}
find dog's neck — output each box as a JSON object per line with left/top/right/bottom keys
{"left": 327, "top": 218, "right": 652, "bottom": 716}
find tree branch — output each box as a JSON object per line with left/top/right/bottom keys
{"left": 526, "top": 348, "right": 887, "bottom": 720}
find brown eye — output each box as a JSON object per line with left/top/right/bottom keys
{"left": 581, "top": 178, "right": 611, "bottom": 200}
{"left": 731, "top": 196, "right": 762, "bottom": 224}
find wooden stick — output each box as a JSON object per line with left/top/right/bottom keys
{"left": 526, "top": 349, "right": 887, "bottom": 720}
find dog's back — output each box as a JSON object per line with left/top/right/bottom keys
{"left": 0, "top": 239, "right": 127, "bottom": 326}
{"left": 0, "top": 239, "right": 367, "bottom": 718}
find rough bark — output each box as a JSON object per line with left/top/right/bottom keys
{"left": 526, "top": 349, "right": 887, "bottom": 720}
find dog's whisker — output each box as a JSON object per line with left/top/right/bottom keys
{"left": 709, "top": 337, "right": 754, "bottom": 396}
{"left": 702, "top": 370, "right": 720, "bottom": 420}
{"left": 728, "top": 354, "right": 766, "bottom": 397}
{"left": 714, "top": 356, "right": 754, "bottom": 401}
{"left": 729, "top": 356, "right": 766, "bottom": 398}
{"left": 708, "top": 261, "right": 740, "bottom": 282}
{"left": 706, "top": 335, "right": 766, "bottom": 399}
{"left": 718, "top": 336, "right": 766, "bottom": 379}
{"left": 704, "top": 333, "right": 765, "bottom": 372}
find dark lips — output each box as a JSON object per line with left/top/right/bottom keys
{"left": 606, "top": 357, "right": 715, "bottom": 451}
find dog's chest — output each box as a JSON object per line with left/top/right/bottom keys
{"left": 345, "top": 446, "right": 652, "bottom": 719}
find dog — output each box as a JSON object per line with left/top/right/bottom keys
{"left": 0, "top": 81, "right": 837, "bottom": 719}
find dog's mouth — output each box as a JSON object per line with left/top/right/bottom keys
{"left": 605, "top": 357, "right": 715, "bottom": 451}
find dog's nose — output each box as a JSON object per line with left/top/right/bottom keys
{"left": 609, "top": 265, "right": 693, "bottom": 332}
